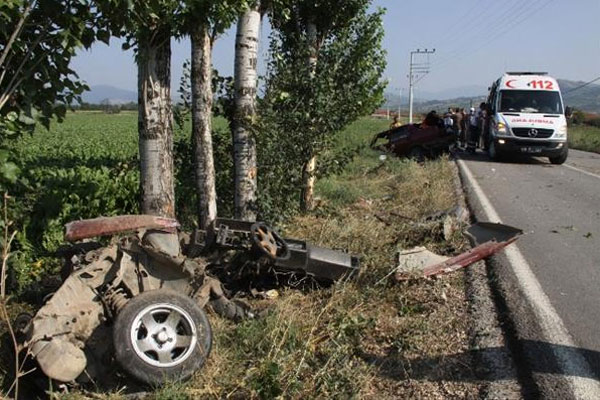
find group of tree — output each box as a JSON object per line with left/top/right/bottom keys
{"left": 1, "top": 0, "right": 386, "bottom": 229}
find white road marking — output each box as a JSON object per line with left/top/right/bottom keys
{"left": 457, "top": 159, "right": 600, "bottom": 399}
{"left": 563, "top": 163, "right": 600, "bottom": 180}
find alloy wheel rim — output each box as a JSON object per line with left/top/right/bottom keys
{"left": 130, "top": 303, "right": 198, "bottom": 368}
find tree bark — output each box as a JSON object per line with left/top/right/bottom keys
{"left": 137, "top": 27, "right": 176, "bottom": 218}
{"left": 232, "top": 2, "right": 261, "bottom": 221}
{"left": 301, "top": 20, "right": 318, "bottom": 211}
{"left": 191, "top": 24, "right": 217, "bottom": 229}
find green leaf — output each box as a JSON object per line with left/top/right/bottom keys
{"left": 0, "top": 161, "right": 20, "bottom": 183}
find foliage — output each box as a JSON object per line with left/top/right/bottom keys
{"left": 0, "top": 0, "right": 107, "bottom": 187}
{"left": 4, "top": 113, "right": 140, "bottom": 291}
{"left": 3, "top": 112, "right": 239, "bottom": 292}
{"left": 568, "top": 124, "right": 600, "bottom": 155}
{"left": 179, "top": 0, "right": 250, "bottom": 38}
{"left": 255, "top": 0, "right": 387, "bottom": 218}
{"left": 175, "top": 61, "right": 234, "bottom": 129}
{"left": 570, "top": 109, "right": 586, "bottom": 125}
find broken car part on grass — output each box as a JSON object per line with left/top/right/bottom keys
{"left": 395, "top": 222, "right": 523, "bottom": 281}
{"left": 19, "top": 216, "right": 360, "bottom": 386}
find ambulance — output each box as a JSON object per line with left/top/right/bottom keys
{"left": 484, "top": 72, "right": 568, "bottom": 164}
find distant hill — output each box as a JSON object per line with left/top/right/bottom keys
{"left": 559, "top": 79, "right": 600, "bottom": 113}
{"left": 384, "top": 79, "right": 600, "bottom": 114}
{"left": 81, "top": 85, "right": 137, "bottom": 104}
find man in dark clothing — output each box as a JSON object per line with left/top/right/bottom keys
{"left": 458, "top": 108, "right": 467, "bottom": 147}
{"left": 453, "top": 107, "right": 463, "bottom": 145}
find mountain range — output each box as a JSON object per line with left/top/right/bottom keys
{"left": 384, "top": 79, "right": 600, "bottom": 113}
{"left": 81, "top": 85, "right": 137, "bottom": 104}
{"left": 82, "top": 79, "right": 600, "bottom": 113}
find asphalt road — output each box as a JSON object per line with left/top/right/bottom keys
{"left": 457, "top": 148, "right": 600, "bottom": 399}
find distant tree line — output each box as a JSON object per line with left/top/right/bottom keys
{"left": 76, "top": 101, "right": 138, "bottom": 112}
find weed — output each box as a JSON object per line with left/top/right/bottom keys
{"left": 569, "top": 124, "right": 600, "bottom": 154}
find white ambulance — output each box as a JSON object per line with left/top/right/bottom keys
{"left": 484, "top": 72, "right": 568, "bottom": 164}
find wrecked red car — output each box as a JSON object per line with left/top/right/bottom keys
{"left": 370, "top": 122, "right": 456, "bottom": 160}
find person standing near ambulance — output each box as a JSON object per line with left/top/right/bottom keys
{"left": 467, "top": 107, "right": 478, "bottom": 153}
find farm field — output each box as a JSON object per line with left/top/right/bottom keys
{"left": 568, "top": 124, "right": 600, "bottom": 154}
{"left": 1, "top": 112, "right": 484, "bottom": 398}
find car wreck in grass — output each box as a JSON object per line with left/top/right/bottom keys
{"left": 370, "top": 123, "right": 456, "bottom": 160}
{"left": 18, "top": 215, "right": 360, "bottom": 386}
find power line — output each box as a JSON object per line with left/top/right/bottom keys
{"left": 431, "top": 0, "right": 556, "bottom": 74}
{"left": 563, "top": 76, "right": 600, "bottom": 94}
{"left": 431, "top": 0, "right": 544, "bottom": 69}
{"left": 435, "top": 0, "right": 510, "bottom": 47}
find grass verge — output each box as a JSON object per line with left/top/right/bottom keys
{"left": 568, "top": 124, "right": 600, "bottom": 154}
{"left": 3, "top": 117, "right": 484, "bottom": 399}
{"left": 178, "top": 119, "right": 482, "bottom": 399}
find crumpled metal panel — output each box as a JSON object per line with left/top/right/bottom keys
{"left": 65, "top": 215, "right": 179, "bottom": 242}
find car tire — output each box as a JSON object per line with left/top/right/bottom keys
{"left": 408, "top": 146, "right": 425, "bottom": 162}
{"left": 549, "top": 148, "right": 568, "bottom": 165}
{"left": 113, "top": 289, "right": 212, "bottom": 386}
{"left": 488, "top": 140, "right": 502, "bottom": 161}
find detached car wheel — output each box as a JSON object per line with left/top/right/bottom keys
{"left": 113, "top": 289, "right": 212, "bottom": 386}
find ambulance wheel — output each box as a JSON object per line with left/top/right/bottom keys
{"left": 488, "top": 140, "right": 503, "bottom": 161}
{"left": 549, "top": 148, "right": 568, "bottom": 165}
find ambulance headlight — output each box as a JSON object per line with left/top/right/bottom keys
{"left": 555, "top": 124, "right": 567, "bottom": 138}
{"left": 496, "top": 122, "right": 507, "bottom": 133}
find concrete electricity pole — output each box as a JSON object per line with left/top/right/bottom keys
{"left": 408, "top": 48, "right": 435, "bottom": 124}
{"left": 397, "top": 87, "right": 403, "bottom": 119}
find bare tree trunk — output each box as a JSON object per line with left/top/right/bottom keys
{"left": 191, "top": 24, "right": 217, "bottom": 229}
{"left": 301, "top": 20, "right": 318, "bottom": 211}
{"left": 137, "top": 28, "right": 176, "bottom": 218}
{"left": 233, "top": 1, "right": 261, "bottom": 221}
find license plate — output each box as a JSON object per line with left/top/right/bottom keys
{"left": 520, "top": 146, "right": 542, "bottom": 154}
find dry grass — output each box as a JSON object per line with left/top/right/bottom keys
{"left": 183, "top": 152, "right": 482, "bottom": 399}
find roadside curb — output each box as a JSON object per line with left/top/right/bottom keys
{"left": 450, "top": 159, "right": 523, "bottom": 399}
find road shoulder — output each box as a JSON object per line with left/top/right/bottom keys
{"left": 451, "top": 161, "right": 523, "bottom": 399}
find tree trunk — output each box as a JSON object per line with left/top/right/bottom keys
{"left": 191, "top": 24, "right": 217, "bottom": 229}
{"left": 232, "top": 2, "right": 261, "bottom": 221}
{"left": 301, "top": 20, "right": 318, "bottom": 212}
{"left": 137, "top": 27, "right": 176, "bottom": 218}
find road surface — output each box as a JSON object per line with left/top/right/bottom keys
{"left": 457, "top": 148, "right": 600, "bottom": 399}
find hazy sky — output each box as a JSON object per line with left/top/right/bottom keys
{"left": 71, "top": 0, "right": 600, "bottom": 96}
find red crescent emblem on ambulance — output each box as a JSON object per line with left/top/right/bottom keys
{"left": 506, "top": 80, "right": 516, "bottom": 88}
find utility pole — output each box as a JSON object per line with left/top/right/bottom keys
{"left": 397, "top": 87, "right": 403, "bottom": 119}
{"left": 408, "top": 48, "right": 435, "bottom": 124}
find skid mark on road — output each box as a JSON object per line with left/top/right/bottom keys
{"left": 457, "top": 158, "right": 600, "bottom": 400}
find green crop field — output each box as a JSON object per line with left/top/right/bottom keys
{"left": 568, "top": 124, "right": 600, "bottom": 154}
{"left": 6, "top": 111, "right": 228, "bottom": 291}
{"left": 5, "top": 112, "right": 389, "bottom": 292}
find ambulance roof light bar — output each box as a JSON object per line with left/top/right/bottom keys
{"left": 505, "top": 72, "right": 548, "bottom": 76}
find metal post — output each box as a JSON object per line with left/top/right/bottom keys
{"left": 408, "top": 48, "right": 435, "bottom": 124}
{"left": 408, "top": 53, "right": 414, "bottom": 124}
{"left": 398, "top": 88, "right": 402, "bottom": 119}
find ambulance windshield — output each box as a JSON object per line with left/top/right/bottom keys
{"left": 499, "top": 90, "right": 563, "bottom": 114}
